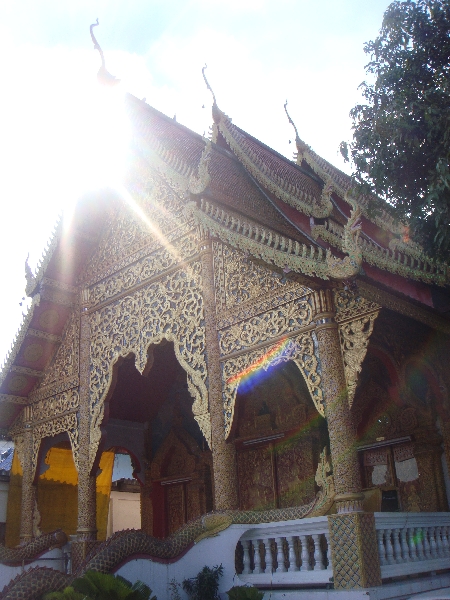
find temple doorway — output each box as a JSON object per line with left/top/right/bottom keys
{"left": 104, "top": 341, "right": 212, "bottom": 538}
{"left": 232, "top": 361, "right": 328, "bottom": 511}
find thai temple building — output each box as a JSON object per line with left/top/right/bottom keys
{"left": 1, "top": 65, "right": 450, "bottom": 599}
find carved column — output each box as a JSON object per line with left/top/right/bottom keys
{"left": 314, "top": 289, "right": 381, "bottom": 589}
{"left": 199, "top": 234, "right": 238, "bottom": 510}
{"left": 76, "top": 288, "right": 97, "bottom": 541}
{"left": 313, "top": 289, "right": 363, "bottom": 512}
{"left": 19, "top": 406, "right": 35, "bottom": 543}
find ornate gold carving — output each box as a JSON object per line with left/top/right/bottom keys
{"left": 218, "top": 298, "right": 313, "bottom": 356}
{"left": 188, "top": 199, "right": 361, "bottom": 282}
{"left": 37, "top": 311, "right": 79, "bottom": 391}
{"left": 214, "top": 105, "right": 331, "bottom": 218}
{"left": 315, "top": 447, "right": 335, "bottom": 503}
{"left": 0, "top": 393, "right": 28, "bottom": 404}
{"left": 311, "top": 218, "right": 448, "bottom": 287}
{"left": 222, "top": 331, "right": 323, "bottom": 438}
{"left": 11, "top": 365, "right": 43, "bottom": 378}
{"left": 25, "top": 218, "right": 62, "bottom": 297}
{"left": 39, "top": 308, "right": 60, "bottom": 329}
{"left": 87, "top": 231, "right": 198, "bottom": 308}
{"left": 358, "top": 281, "right": 450, "bottom": 334}
{"left": 0, "top": 294, "right": 41, "bottom": 388}
{"left": 189, "top": 140, "right": 211, "bottom": 195}
{"left": 89, "top": 263, "right": 210, "bottom": 466}
{"left": 8, "top": 375, "right": 28, "bottom": 392}
{"left": 28, "top": 329, "right": 62, "bottom": 343}
{"left": 32, "top": 413, "right": 79, "bottom": 476}
{"left": 334, "top": 289, "right": 381, "bottom": 323}
{"left": 339, "top": 314, "right": 378, "bottom": 407}
{"left": 212, "top": 241, "right": 310, "bottom": 320}
{"left": 31, "top": 389, "right": 79, "bottom": 422}
{"left": 23, "top": 343, "right": 44, "bottom": 362}
{"left": 314, "top": 314, "right": 363, "bottom": 513}
{"left": 82, "top": 174, "right": 187, "bottom": 283}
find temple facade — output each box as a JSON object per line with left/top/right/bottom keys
{"left": 1, "top": 92, "right": 450, "bottom": 599}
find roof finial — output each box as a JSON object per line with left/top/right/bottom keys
{"left": 90, "top": 19, "right": 120, "bottom": 86}
{"left": 284, "top": 100, "right": 309, "bottom": 166}
{"left": 202, "top": 64, "right": 217, "bottom": 106}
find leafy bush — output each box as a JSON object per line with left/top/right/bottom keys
{"left": 182, "top": 564, "right": 223, "bottom": 600}
{"left": 226, "top": 585, "right": 264, "bottom": 600}
{"left": 44, "top": 571, "right": 156, "bottom": 600}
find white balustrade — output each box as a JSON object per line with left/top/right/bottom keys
{"left": 375, "top": 512, "right": 450, "bottom": 580}
{"left": 237, "top": 516, "right": 331, "bottom": 587}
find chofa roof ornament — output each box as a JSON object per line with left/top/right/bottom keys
{"left": 90, "top": 19, "right": 120, "bottom": 86}
{"left": 284, "top": 100, "right": 310, "bottom": 166}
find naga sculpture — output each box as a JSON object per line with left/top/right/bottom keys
{"left": 0, "top": 450, "right": 334, "bottom": 599}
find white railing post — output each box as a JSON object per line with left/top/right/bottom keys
{"left": 265, "top": 538, "right": 274, "bottom": 574}
{"left": 253, "top": 539, "right": 263, "bottom": 574}
{"left": 415, "top": 527, "right": 425, "bottom": 561}
{"left": 300, "top": 534, "right": 311, "bottom": 571}
{"left": 243, "top": 540, "right": 252, "bottom": 574}
{"left": 312, "top": 533, "right": 325, "bottom": 570}
{"left": 392, "top": 528, "right": 402, "bottom": 563}
{"left": 325, "top": 531, "right": 333, "bottom": 573}
{"left": 400, "top": 527, "right": 410, "bottom": 562}
{"left": 377, "top": 529, "right": 387, "bottom": 566}
{"left": 287, "top": 535, "right": 298, "bottom": 572}
{"left": 276, "top": 537, "right": 287, "bottom": 573}
{"left": 385, "top": 529, "right": 395, "bottom": 565}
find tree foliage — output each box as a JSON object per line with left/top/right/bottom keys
{"left": 341, "top": 0, "right": 450, "bottom": 260}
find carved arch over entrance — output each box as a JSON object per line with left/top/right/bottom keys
{"left": 222, "top": 331, "right": 323, "bottom": 439}
{"left": 88, "top": 264, "right": 210, "bottom": 469}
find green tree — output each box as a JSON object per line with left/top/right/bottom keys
{"left": 341, "top": 0, "right": 450, "bottom": 260}
{"left": 182, "top": 565, "right": 223, "bottom": 600}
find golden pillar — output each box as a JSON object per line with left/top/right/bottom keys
{"left": 313, "top": 289, "right": 381, "bottom": 589}
{"left": 19, "top": 406, "right": 35, "bottom": 543}
{"left": 76, "top": 289, "right": 97, "bottom": 541}
{"left": 199, "top": 234, "right": 238, "bottom": 510}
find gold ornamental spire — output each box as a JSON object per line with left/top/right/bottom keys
{"left": 90, "top": 19, "right": 120, "bottom": 86}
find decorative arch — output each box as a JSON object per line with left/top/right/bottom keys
{"left": 222, "top": 331, "right": 323, "bottom": 439}
{"left": 88, "top": 264, "right": 210, "bottom": 469}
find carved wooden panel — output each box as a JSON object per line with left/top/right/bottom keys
{"left": 237, "top": 445, "right": 275, "bottom": 510}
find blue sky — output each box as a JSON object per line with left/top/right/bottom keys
{"left": 0, "top": 0, "right": 393, "bottom": 365}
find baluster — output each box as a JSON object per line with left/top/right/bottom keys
{"left": 441, "top": 526, "right": 450, "bottom": 557}
{"left": 324, "top": 531, "right": 333, "bottom": 572}
{"left": 259, "top": 538, "right": 267, "bottom": 573}
{"left": 415, "top": 528, "right": 425, "bottom": 561}
{"left": 300, "top": 534, "right": 311, "bottom": 571}
{"left": 312, "top": 533, "right": 325, "bottom": 570}
{"left": 243, "top": 540, "right": 252, "bottom": 574}
{"left": 392, "top": 529, "right": 402, "bottom": 563}
{"left": 400, "top": 528, "right": 410, "bottom": 562}
{"left": 265, "top": 538, "right": 274, "bottom": 574}
{"left": 429, "top": 527, "right": 438, "bottom": 559}
{"left": 435, "top": 527, "right": 444, "bottom": 558}
{"left": 275, "top": 537, "right": 287, "bottom": 572}
{"left": 408, "top": 527, "right": 418, "bottom": 561}
{"left": 287, "top": 536, "right": 298, "bottom": 572}
{"left": 377, "top": 529, "right": 387, "bottom": 566}
{"left": 422, "top": 527, "right": 431, "bottom": 559}
{"left": 385, "top": 529, "right": 395, "bottom": 565}
{"left": 254, "top": 539, "right": 263, "bottom": 574}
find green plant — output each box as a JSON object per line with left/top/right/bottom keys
{"left": 182, "top": 564, "right": 223, "bottom": 600}
{"left": 68, "top": 571, "right": 156, "bottom": 600}
{"left": 43, "top": 587, "right": 86, "bottom": 600}
{"left": 226, "top": 585, "right": 264, "bottom": 600}
{"left": 168, "top": 578, "right": 182, "bottom": 600}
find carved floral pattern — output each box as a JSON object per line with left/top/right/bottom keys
{"left": 88, "top": 263, "right": 209, "bottom": 467}
{"left": 219, "top": 298, "right": 313, "bottom": 356}
{"left": 88, "top": 232, "right": 198, "bottom": 307}
{"left": 222, "top": 331, "right": 323, "bottom": 438}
